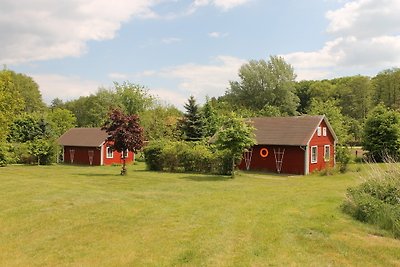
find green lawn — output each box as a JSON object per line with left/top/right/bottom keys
{"left": 1, "top": 163, "right": 400, "bottom": 266}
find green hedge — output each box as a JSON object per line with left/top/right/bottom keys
{"left": 143, "top": 141, "right": 232, "bottom": 175}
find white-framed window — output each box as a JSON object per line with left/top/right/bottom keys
{"left": 311, "top": 146, "right": 318, "bottom": 164}
{"left": 323, "top": 127, "right": 327, "bottom": 136}
{"left": 317, "top": 127, "right": 322, "bottom": 136}
{"left": 106, "top": 146, "right": 114, "bottom": 158}
{"left": 324, "top": 145, "right": 330, "bottom": 162}
{"left": 121, "top": 149, "right": 129, "bottom": 158}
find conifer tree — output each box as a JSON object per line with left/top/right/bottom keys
{"left": 180, "top": 96, "right": 203, "bottom": 141}
{"left": 201, "top": 97, "right": 219, "bottom": 138}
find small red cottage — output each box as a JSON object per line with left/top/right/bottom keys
{"left": 58, "top": 128, "right": 135, "bottom": 166}
{"left": 239, "top": 115, "right": 337, "bottom": 175}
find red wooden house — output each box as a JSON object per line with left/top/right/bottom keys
{"left": 58, "top": 128, "right": 135, "bottom": 166}
{"left": 239, "top": 115, "right": 338, "bottom": 175}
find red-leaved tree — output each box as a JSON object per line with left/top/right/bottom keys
{"left": 102, "top": 109, "right": 144, "bottom": 175}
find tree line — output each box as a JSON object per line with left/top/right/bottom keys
{"left": 1, "top": 55, "right": 400, "bottom": 166}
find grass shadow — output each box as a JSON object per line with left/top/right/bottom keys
{"left": 75, "top": 173, "right": 121, "bottom": 177}
{"left": 180, "top": 174, "right": 232, "bottom": 182}
{"left": 239, "top": 170, "right": 295, "bottom": 178}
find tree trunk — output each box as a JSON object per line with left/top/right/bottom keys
{"left": 121, "top": 156, "right": 127, "bottom": 175}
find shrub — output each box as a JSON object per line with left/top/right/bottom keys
{"left": 211, "top": 149, "right": 233, "bottom": 175}
{"left": 0, "top": 143, "right": 8, "bottom": 166}
{"left": 342, "top": 162, "right": 400, "bottom": 238}
{"left": 144, "top": 141, "right": 232, "bottom": 175}
{"left": 162, "top": 141, "right": 187, "bottom": 172}
{"left": 143, "top": 141, "right": 165, "bottom": 171}
{"left": 336, "top": 145, "right": 351, "bottom": 173}
{"left": 180, "top": 143, "right": 213, "bottom": 173}
{"left": 4, "top": 143, "right": 35, "bottom": 164}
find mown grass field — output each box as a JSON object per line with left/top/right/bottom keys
{"left": 1, "top": 163, "right": 400, "bottom": 266}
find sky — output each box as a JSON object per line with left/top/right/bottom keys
{"left": 2, "top": 0, "right": 400, "bottom": 109}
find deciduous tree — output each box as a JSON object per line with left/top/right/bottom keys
{"left": 0, "top": 69, "right": 24, "bottom": 141}
{"left": 225, "top": 56, "right": 299, "bottom": 115}
{"left": 102, "top": 109, "right": 144, "bottom": 175}
{"left": 214, "top": 113, "right": 255, "bottom": 177}
{"left": 46, "top": 108, "right": 77, "bottom": 137}
{"left": 363, "top": 104, "right": 400, "bottom": 161}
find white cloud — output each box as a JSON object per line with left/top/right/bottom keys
{"left": 0, "top": 0, "right": 157, "bottom": 64}
{"left": 208, "top": 32, "right": 229, "bottom": 38}
{"left": 30, "top": 74, "right": 100, "bottom": 104}
{"left": 108, "top": 72, "right": 128, "bottom": 80}
{"left": 0, "top": 0, "right": 249, "bottom": 64}
{"left": 159, "top": 55, "right": 246, "bottom": 100}
{"left": 112, "top": 55, "right": 245, "bottom": 107}
{"left": 326, "top": 0, "right": 400, "bottom": 38}
{"left": 151, "top": 88, "right": 188, "bottom": 107}
{"left": 188, "top": 0, "right": 251, "bottom": 13}
{"left": 213, "top": 0, "right": 252, "bottom": 10}
{"left": 161, "top": 37, "right": 182, "bottom": 44}
{"left": 283, "top": 0, "right": 400, "bottom": 80}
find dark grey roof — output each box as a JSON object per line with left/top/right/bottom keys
{"left": 58, "top": 128, "right": 108, "bottom": 147}
{"left": 249, "top": 115, "right": 335, "bottom": 146}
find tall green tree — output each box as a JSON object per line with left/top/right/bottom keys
{"left": 201, "top": 97, "right": 219, "bottom": 138}
{"left": 334, "top": 75, "right": 372, "bottom": 120}
{"left": 295, "top": 80, "right": 313, "bottom": 114}
{"left": 7, "top": 113, "right": 49, "bottom": 143}
{"left": 373, "top": 68, "right": 400, "bottom": 110}
{"left": 179, "top": 96, "right": 203, "bottom": 141}
{"left": 225, "top": 55, "right": 299, "bottom": 115}
{"left": 114, "top": 82, "right": 155, "bottom": 115}
{"left": 0, "top": 70, "right": 24, "bottom": 141}
{"left": 64, "top": 82, "right": 155, "bottom": 127}
{"left": 140, "top": 104, "right": 182, "bottom": 141}
{"left": 363, "top": 104, "right": 400, "bottom": 161}
{"left": 46, "top": 108, "right": 77, "bottom": 137}
{"left": 11, "top": 72, "right": 45, "bottom": 112}
{"left": 50, "top": 98, "right": 65, "bottom": 109}
{"left": 308, "top": 80, "right": 336, "bottom": 102}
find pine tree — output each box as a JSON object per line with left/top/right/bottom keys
{"left": 180, "top": 96, "right": 203, "bottom": 141}
{"left": 201, "top": 97, "right": 218, "bottom": 138}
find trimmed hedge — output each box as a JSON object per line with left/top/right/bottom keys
{"left": 143, "top": 141, "right": 232, "bottom": 175}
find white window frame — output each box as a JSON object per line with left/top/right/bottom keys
{"left": 317, "top": 127, "right": 322, "bottom": 136}
{"left": 324, "top": 145, "right": 330, "bottom": 162}
{"left": 106, "top": 146, "right": 114, "bottom": 158}
{"left": 121, "top": 149, "right": 129, "bottom": 158}
{"left": 311, "top": 146, "right": 318, "bottom": 164}
{"left": 323, "top": 127, "right": 327, "bottom": 136}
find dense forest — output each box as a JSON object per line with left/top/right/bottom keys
{"left": 1, "top": 55, "right": 400, "bottom": 165}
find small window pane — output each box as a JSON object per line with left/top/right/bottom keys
{"left": 106, "top": 147, "right": 113, "bottom": 158}
{"left": 323, "top": 127, "right": 327, "bottom": 136}
{"left": 317, "top": 127, "right": 322, "bottom": 136}
{"left": 311, "top": 146, "right": 318, "bottom": 163}
{"left": 324, "top": 145, "right": 330, "bottom": 162}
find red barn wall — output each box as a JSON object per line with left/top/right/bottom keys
{"left": 102, "top": 141, "right": 134, "bottom": 166}
{"left": 63, "top": 146, "right": 102, "bottom": 165}
{"left": 239, "top": 145, "right": 305, "bottom": 175}
{"left": 63, "top": 142, "right": 135, "bottom": 166}
{"left": 308, "top": 120, "right": 335, "bottom": 173}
